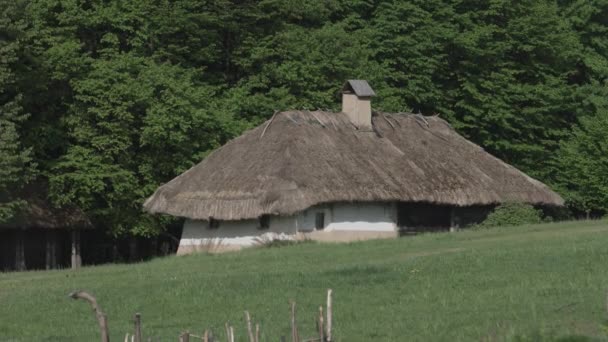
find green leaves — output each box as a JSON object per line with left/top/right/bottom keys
{"left": 553, "top": 110, "right": 608, "bottom": 213}
{"left": 5, "top": 0, "right": 608, "bottom": 232}
{"left": 0, "top": 0, "right": 35, "bottom": 223}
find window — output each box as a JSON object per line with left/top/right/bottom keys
{"left": 258, "top": 214, "right": 270, "bottom": 230}
{"left": 208, "top": 218, "right": 220, "bottom": 230}
{"left": 315, "top": 212, "right": 325, "bottom": 230}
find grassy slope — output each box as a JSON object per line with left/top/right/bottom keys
{"left": 1, "top": 221, "right": 608, "bottom": 341}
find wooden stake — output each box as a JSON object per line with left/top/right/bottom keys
{"left": 134, "top": 313, "right": 142, "bottom": 342}
{"left": 69, "top": 291, "right": 110, "bottom": 342}
{"left": 203, "top": 330, "right": 208, "bottom": 342}
{"left": 179, "top": 332, "right": 189, "bottom": 342}
{"left": 245, "top": 311, "right": 255, "bottom": 342}
{"left": 326, "top": 289, "right": 332, "bottom": 342}
{"left": 255, "top": 323, "right": 259, "bottom": 342}
{"left": 224, "top": 323, "right": 230, "bottom": 342}
{"left": 291, "top": 301, "right": 299, "bottom": 342}
{"left": 605, "top": 291, "right": 608, "bottom": 316}
{"left": 318, "top": 306, "right": 324, "bottom": 341}
{"left": 124, "top": 333, "right": 129, "bottom": 342}
{"left": 229, "top": 326, "right": 234, "bottom": 342}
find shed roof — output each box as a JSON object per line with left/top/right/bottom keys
{"left": 144, "top": 111, "right": 564, "bottom": 221}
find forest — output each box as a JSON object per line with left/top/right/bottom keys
{"left": 1, "top": 0, "right": 607, "bottom": 237}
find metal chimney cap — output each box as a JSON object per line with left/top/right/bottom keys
{"left": 343, "top": 80, "right": 376, "bottom": 97}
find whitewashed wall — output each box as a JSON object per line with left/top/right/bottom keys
{"left": 177, "top": 202, "right": 398, "bottom": 254}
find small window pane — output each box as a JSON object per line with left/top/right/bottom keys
{"left": 315, "top": 212, "right": 325, "bottom": 230}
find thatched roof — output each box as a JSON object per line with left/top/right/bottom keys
{"left": 0, "top": 185, "right": 92, "bottom": 230}
{"left": 144, "top": 111, "right": 564, "bottom": 220}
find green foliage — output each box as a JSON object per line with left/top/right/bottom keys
{"left": 2, "top": 221, "right": 608, "bottom": 340}
{"left": 4, "top": 0, "right": 608, "bottom": 234}
{"left": 553, "top": 111, "right": 608, "bottom": 214}
{"left": 0, "top": 0, "right": 35, "bottom": 223}
{"left": 475, "top": 203, "right": 543, "bottom": 229}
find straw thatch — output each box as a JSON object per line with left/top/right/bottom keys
{"left": 0, "top": 198, "right": 92, "bottom": 230}
{"left": 144, "top": 111, "right": 564, "bottom": 220}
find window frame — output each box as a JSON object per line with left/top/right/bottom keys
{"left": 315, "top": 212, "right": 325, "bottom": 230}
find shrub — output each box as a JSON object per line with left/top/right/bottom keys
{"left": 475, "top": 203, "right": 543, "bottom": 229}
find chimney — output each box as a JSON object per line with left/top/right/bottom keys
{"left": 342, "top": 80, "right": 376, "bottom": 130}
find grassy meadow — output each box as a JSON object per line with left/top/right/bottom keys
{"left": 2, "top": 220, "right": 608, "bottom": 341}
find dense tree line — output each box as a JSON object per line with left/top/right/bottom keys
{"left": 1, "top": 0, "right": 607, "bottom": 235}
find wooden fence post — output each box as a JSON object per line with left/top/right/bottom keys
{"left": 245, "top": 311, "right": 255, "bottom": 342}
{"left": 318, "top": 306, "right": 324, "bottom": 341}
{"left": 134, "top": 313, "right": 142, "bottom": 342}
{"left": 69, "top": 291, "right": 110, "bottom": 342}
{"left": 179, "top": 331, "right": 189, "bottom": 342}
{"left": 326, "top": 289, "right": 332, "bottom": 342}
{"left": 290, "top": 301, "right": 299, "bottom": 342}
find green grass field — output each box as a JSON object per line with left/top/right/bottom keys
{"left": 2, "top": 221, "right": 608, "bottom": 341}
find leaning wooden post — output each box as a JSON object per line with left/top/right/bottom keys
{"left": 291, "top": 301, "right": 299, "bottom": 342}
{"left": 255, "top": 323, "right": 259, "bottom": 342}
{"left": 244, "top": 311, "right": 255, "bottom": 342}
{"left": 71, "top": 229, "right": 82, "bottom": 269}
{"left": 326, "top": 289, "right": 332, "bottom": 342}
{"left": 69, "top": 290, "right": 110, "bottom": 342}
{"left": 133, "top": 313, "right": 142, "bottom": 342}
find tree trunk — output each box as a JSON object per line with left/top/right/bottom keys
{"left": 15, "top": 230, "right": 26, "bottom": 271}
{"left": 46, "top": 230, "right": 57, "bottom": 270}
{"left": 71, "top": 230, "right": 82, "bottom": 269}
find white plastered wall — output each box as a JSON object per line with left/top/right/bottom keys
{"left": 177, "top": 202, "right": 398, "bottom": 254}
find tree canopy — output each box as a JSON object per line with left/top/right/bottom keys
{"left": 1, "top": 0, "right": 607, "bottom": 232}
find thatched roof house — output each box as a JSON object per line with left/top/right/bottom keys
{"left": 144, "top": 80, "right": 563, "bottom": 253}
